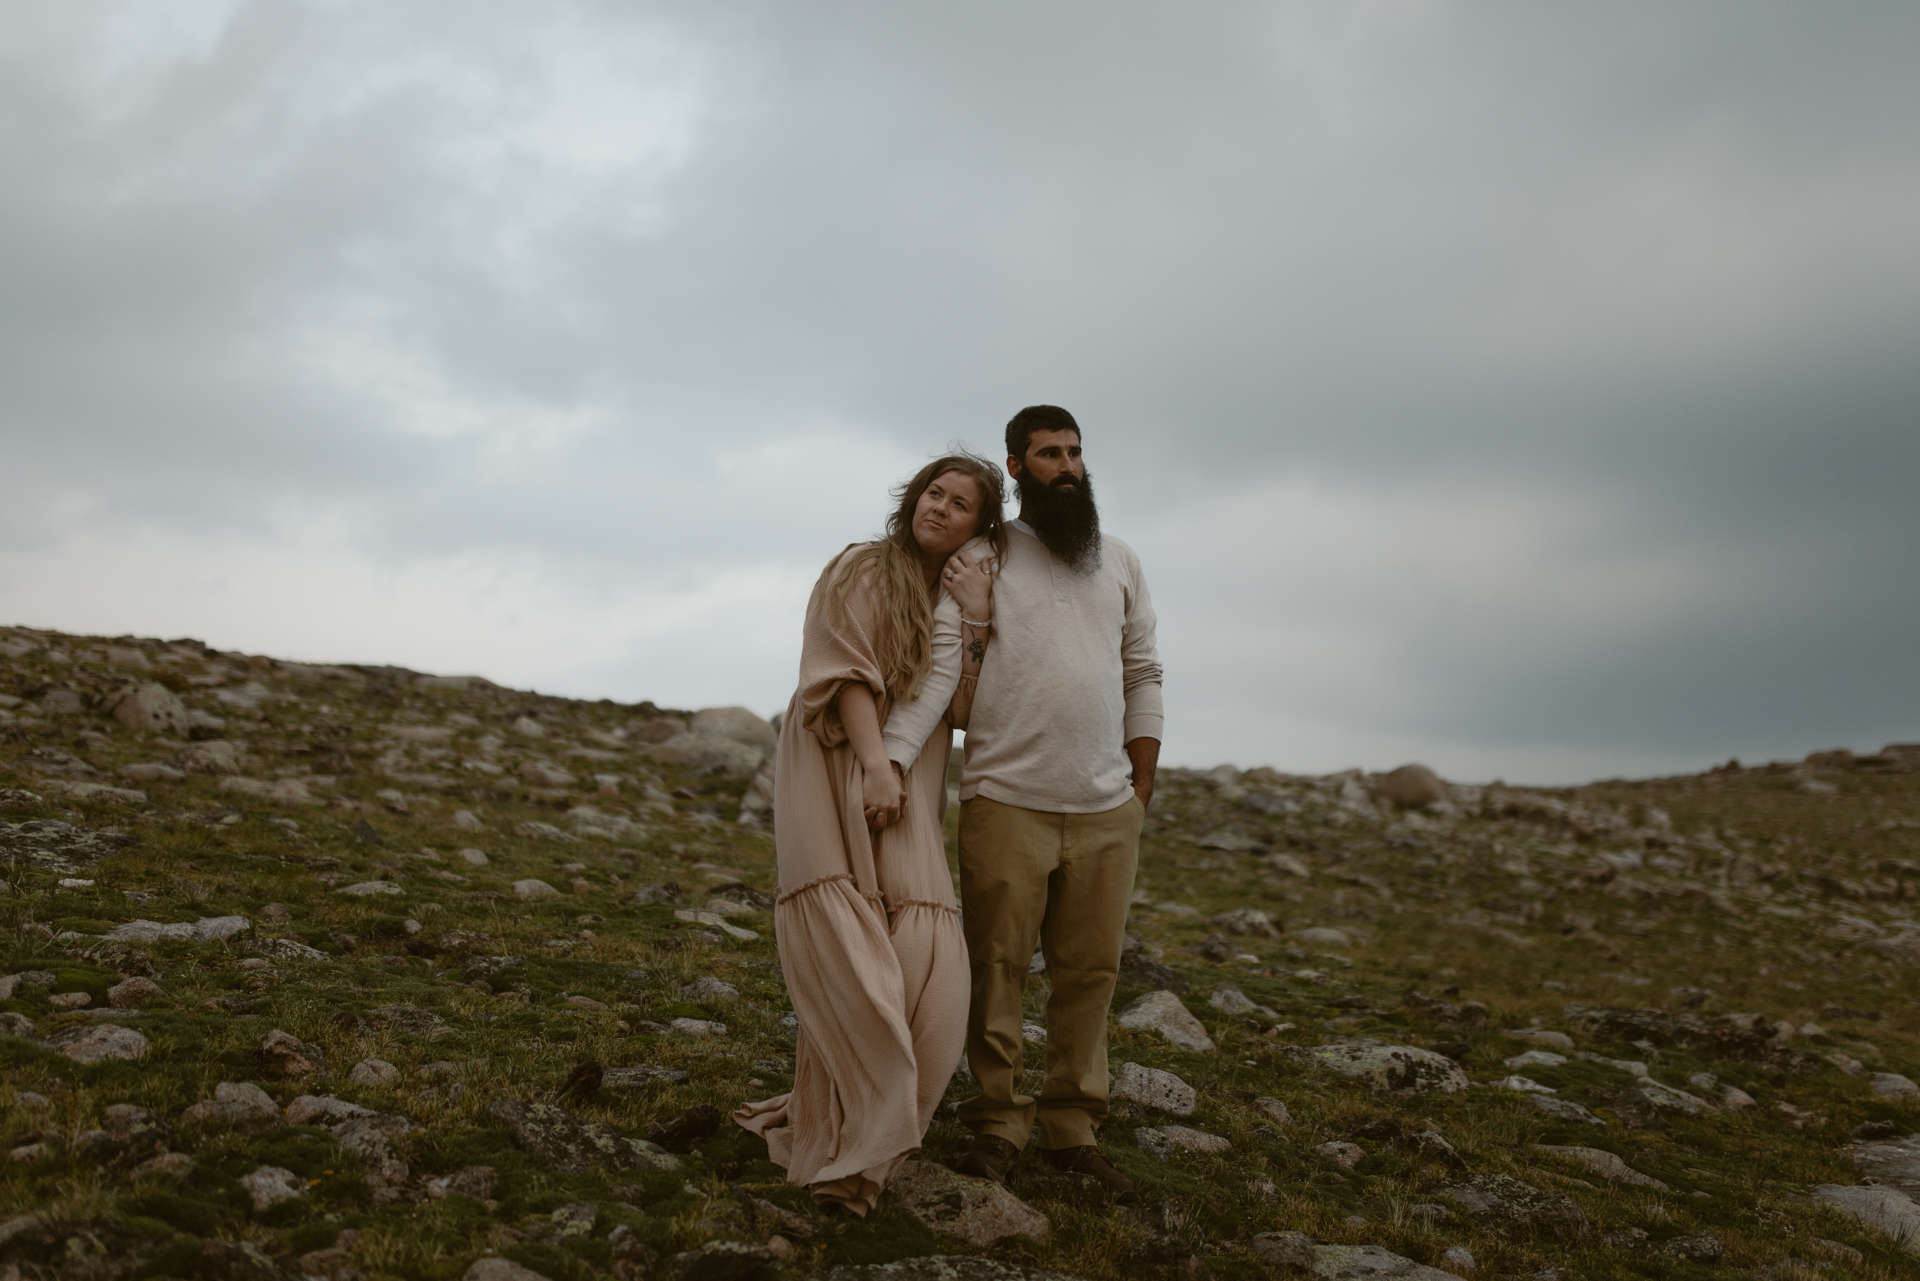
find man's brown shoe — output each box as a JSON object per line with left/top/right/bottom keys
{"left": 1042, "top": 1145, "right": 1136, "bottom": 1205}
{"left": 954, "top": 1134, "right": 1020, "bottom": 1185}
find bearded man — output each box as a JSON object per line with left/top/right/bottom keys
{"left": 949, "top": 404, "right": 1163, "bottom": 1202}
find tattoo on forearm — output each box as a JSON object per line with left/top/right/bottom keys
{"left": 964, "top": 624, "right": 987, "bottom": 664}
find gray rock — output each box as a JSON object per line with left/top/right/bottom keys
{"left": 1134, "top": 1125, "right": 1231, "bottom": 1159}
{"left": 1438, "top": 1246, "right": 1474, "bottom": 1276}
{"left": 337, "top": 881, "right": 405, "bottom": 897}
{"left": 284, "top": 1095, "right": 379, "bottom": 1126}
{"left": 1530, "top": 1095, "right": 1604, "bottom": 1125}
{"left": 685, "top": 976, "right": 741, "bottom": 1003}
{"left": 1532, "top": 1145, "right": 1668, "bottom": 1191}
{"left": 1299, "top": 1042, "right": 1468, "bottom": 1095}
{"left": 1504, "top": 1028, "right": 1574, "bottom": 1050}
{"left": 1309, "top": 1243, "right": 1463, "bottom": 1279}
{"left": 349, "top": 1059, "right": 400, "bottom": 1085}
{"left": 1213, "top": 906, "right": 1274, "bottom": 937}
{"left": 888, "top": 1159, "right": 1050, "bottom": 1245}
{"left": 182, "top": 1082, "right": 282, "bottom": 1132}
{"left": 1254, "top": 1096, "right": 1290, "bottom": 1123}
{"left": 102, "top": 683, "right": 191, "bottom": 736}
{"left": 513, "top": 878, "right": 562, "bottom": 898}
{"left": 119, "top": 763, "right": 185, "bottom": 784}
{"left": 1250, "top": 1232, "right": 1315, "bottom": 1268}
{"left": 258, "top": 1029, "right": 329, "bottom": 1079}
{"left": 240, "top": 1164, "right": 306, "bottom": 1211}
{"left": 647, "top": 732, "right": 767, "bottom": 776}
{"left": 1657, "top": 1233, "right": 1721, "bottom": 1262}
{"left": 219, "top": 776, "right": 324, "bottom": 806}
{"left": 1439, "top": 1173, "right": 1591, "bottom": 1241}
{"left": 106, "top": 914, "right": 250, "bottom": 942}
{"left": 427, "top": 1165, "right": 498, "bottom": 1200}
{"left": 1317, "top": 1141, "right": 1364, "bottom": 1168}
{"left": 465, "top": 1258, "right": 553, "bottom": 1281}
{"left": 372, "top": 1005, "right": 445, "bottom": 1034}
{"left": 1852, "top": 1134, "right": 1920, "bottom": 1198}
{"left": 1209, "top": 983, "right": 1270, "bottom": 1016}
{"left": 822, "top": 1262, "right": 1080, "bottom": 1281}
{"left": 1293, "top": 927, "right": 1352, "bottom": 948}
{"left": 666, "top": 1240, "right": 776, "bottom": 1281}
{"left": 1873, "top": 1073, "right": 1920, "bottom": 1102}
{"left": 251, "top": 937, "right": 328, "bottom": 964}
{"left": 604, "top": 1067, "right": 692, "bottom": 1088}
{"left": 1110, "top": 1061, "right": 1196, "bottom": 1115}
{"left": 107, "top": 976, "right": 166, "bottom": 1008}
{"left": 1115, "top": 990, "right": 1215, "bottom": 1052}
{"left": 487, "top": 1099, "right": 679, "bottom": 1174}
{"left": 0, "top": 1013, "right": 34, "bottom": 1038}
{"left": 1810, "top": 1185, "right": 1920, "bottom": 1252}
{"left": 40, "top": 1023, "right": 149, "bottom": 1063}
{"left": 691, "top": 706, "right": 778, "bottom": 750}
{"left": 1372, "top": 764, "right": 1448, "bottom": 810}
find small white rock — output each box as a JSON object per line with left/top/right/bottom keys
{"left": 1491, "top": 1075, "right": 1556, "bottom": 1094}
{"left": 349, "top": 1059, "right": 400, "bottom": 1086}
{"left": 458, "top": 848, "right": 489, "bottom": 866}
{"left": 513, "top": 879, "right": 561, "bottom": 900}
{"left": 240, "top": 1164, "right": 306, "bottom": 1211}
{"left": 1111, "top": 1061, "right": 1197, "bottom": 1116}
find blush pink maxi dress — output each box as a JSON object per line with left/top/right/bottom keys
{"left": 732, "top": 547, "right": 973, "bottom": 1216}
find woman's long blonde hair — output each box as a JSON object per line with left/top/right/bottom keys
{"left": 819, "top": 451, "right": 1008, "bottom": 705}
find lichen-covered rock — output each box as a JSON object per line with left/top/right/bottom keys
{"left": 41, "top": 1023, "right": 149, "bottom": 1063}
{"left": 106, "top": 976, "right": 166, "bottom": 1008}
{"left": 1439, "top": 1173, "right": 1591, "bottom": 1241}
{"left": 1211, "top": 907, "right": 1280, "bottom": 937}
{"left": 823, "top": 1261, "right": 1080, "bottom": 1281}
{"left": 465, "top": 1257, "right": 553, "bottom": 1281}
{"left": 1299, "top": 1041, "right": 1468, "bottom": 1095}
{"left": 182, "top": 1082, "right": 283, "bottom": 1132}
{"left": 1250, "top": 1232, "right": 1315, "bottom": 1269}
{"left": 1812, "top": 1185, "right": 1920, "bottom": 1253}
{"left": 107, "top": 914, "right": 250, "bottom": 942}
{"left": 488, "top": 1099, "right": 680, "bottom": 1174}
{"left": 1111, "top": 1061, "right": 1197, "bottom": 1115}
{"left": 240, "top": 1164, "right": 306, "bottom": 1211}
{"left": 1115, "top": 990, "right": 1215, "bottom": 1052}
{"left": 1531, "top": 1145, "right": 1668, "bottom": 1191}
{"left": 1135, "top": 1126, "right": 1231, "bottom": 1159}
{"left": 888, "top": 1159, "right": 1050, "bottom": 1246}
{"left": 258, "top": 1029, "right": 328, "bottom": 1078}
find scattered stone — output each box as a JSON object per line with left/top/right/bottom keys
{"left": 427, "top": 1165, "right": 498, "bottom": 1200}
{"left": 1439, "top": 1173, "right": 1591, "bottom": 1241}
{"left": 133, "top": 1151, "right": 193, "bottom": 1177}
{"left": 119, "top": 763, "right": 185, "bottom": 784}
{"left": 1811, "top": 1184, "right": 1920, "bottom": 1252}
{"left": 821, "top": 1261, "right": 1077, "bottom": 1281}
{"left": 1851, "top": 1133, "right": 1920, "bottom": 1197}
{"left": 258, "top": 1029, "right": 329, "bottom": 1079}
{"left": 1298, "top": 1042, "right": 1468, "bottom": 1095}
{"left": 182, "top": 1082, "right": 282, "bottom": 1132}
{"left": 648, "top": 1104, "right": 723, "bottom": 1152}
{"left": 666, "top": 1240, "right": 777, "bottom": 1281}
{"left": 888, "top": 1159, "right": 1050, "bottom": 1245}
{"left": 1491, "top": 1076, "right": 1555, "bottom": 1094}
{"left": 1110, "top": 1061, "right": 1196, "bottom": 1115}
{"left": 1211, "top": 907, "right": 1280, "bottom": 937}
{"left": 107, "top": 976, "right": 166, "bottom": 1008}
{"left": 1658, "top": 1232, "right": 1721, "bottom": 1262}
{"left": 1193, "top": 932, "right": 1234, "bottom": 962}
{"left": 1254, "top": 1096, "right": 1290, "bottom": 1124}
{"left": 1316, "top": 1140, "right": 1364, "bottom": 1168}
{"left": 240, "top": 1163, "right": 306, "bottom": 1211}
{"left": 465, "top": 1258, "right": 552, "bottom": 1281}
{"left": 512, "top": 877, "right": 561, "bottom": 900}
{"left": 487, "top": 1099, "right": 679, "bottom": 1174}
{"left": 1115, "top": 990, "right": 1215, "bottom": 1052}
{"left": 604, "top": 1067, "right": 692, "bottom": 1088}
{"left": 1504, "top": 1050, "right": 1566, "bottom": 1069}
{"left": 1134, "top": 1125, "right": 1231, "bottom": 1159}
{"left": 335, "top": 880, "right": 408, "bottom": 901}
{"left": 1532, "top": 1145, "right": 1669, "bottom": 1191}
{"left": 1803, "top": 1239, "right": 1864, "bottom": 1266}
{"left": 1438, "top": 1245, "right": 1475, "bottom": 1276}
{"left": 685, "top": 976, "right": 741, "bottom": 1003}
{"left": 372, "top": 1005, "right": 445, "bottom": 1035}
{"left": 1249, "top": 1231, "right": 1314, "bottom": 1269}
{"left": 252, "top": 936, "right": 328, "bottom": 964}
{"left": 672, "top": 1017, "right": 728, "bottom": 1037}
{"left": 40, "top": 1023, "right": 149, "bottom": 1063}
{"left": 350, "top": 1059, "right": 401, "bottom": 1085}
{"left": 0, "top": 1013, "right": 34, "bottom": 1038}
{"left": 1373, "top": 764, "right": 1447, "bottom": 810}
{"left": 47, "top": 991, "right": 91, "bottom": 1009}
{"left": 1873, "top": 1072, "right": 1920, "bottom": 1102}
{"left": 107, "top": 914, "right": 251, "bottom": 942}
{"left": 1309, "top": 1243, "right": 1462, "bottom": 1279}
{"left": 1504, "top": 1028, "right": 1574, "bottom": 1050}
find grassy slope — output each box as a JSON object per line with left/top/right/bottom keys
{"left": 1, "top": 627, "right": 1915, "bottom": 1279}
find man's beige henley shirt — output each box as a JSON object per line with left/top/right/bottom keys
{"left": 884, "top": 520, "right": 1163, "bottom": 814}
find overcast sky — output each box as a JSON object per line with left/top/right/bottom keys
{"left": 3, "top": 1, "right": 1917, "bottom": 784}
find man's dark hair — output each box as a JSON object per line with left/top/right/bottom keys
{"left": 1005, "top": 405, "right": 1081, "bottom": 468}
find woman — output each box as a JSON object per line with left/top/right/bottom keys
{"left": 733, "top": 452, "right": 1005, "bottom": 1216}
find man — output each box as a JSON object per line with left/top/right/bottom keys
{"left": 948, "top": 404, "right": 1162, "bottom": 1202}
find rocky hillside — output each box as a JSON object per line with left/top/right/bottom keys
{"left": 2, "top": 623, "right": 1918, "bottom": 1281}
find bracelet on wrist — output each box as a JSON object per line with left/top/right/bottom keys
{"left": 960, "top": 615, "right": 992, "bottom": 628}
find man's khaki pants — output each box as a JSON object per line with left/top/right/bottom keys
{"left": 955, "top": 792, "right": 1143, "bottom": 1150}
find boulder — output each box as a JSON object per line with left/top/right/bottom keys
{"left": 464, "top": 1259, "right": 554, "bottom": 1281}
{"left": 40, "top": 1023, "right": 149, "bottom": 1063}
{"left": 1873, "top": 1073, "right": 1920, "bottom": 1102}
{"left": 101, "top": 684, "right": 191, "bottom": 736}
{"left": 1299, "top": 1042, "right": 1469, "bottom": 1095}
{"left": 1293, "top": 927, "right": 1352, "bottom": 948}
{"left": 1110, "top": 1062, "right": 1196, "bottom": 1115}
{"left": 888, "top": 1159, "right": 1050, "bottom": 1245}
{"left": 513, "top": 879, "right": 562, "bottom": 899}
{"left": 822, "top": 1262, "right": 1079, "bottom": 1281}
{"left": 1249, "top": 1232, "right": 1315, "bottom": 1269}
{"left": 106, "top": 915, "right": 250, "bottom": 943}
{"left": 1372, "top": 764, "right": 1447, "bottom": 810}
{"left": 1115, "top": 991, "right": 1215, "bottom": 1052}
{"left": 349, "top": 1059, "right": 400, "bottom": 1085}
{"left": 220, "top": 776, "right": 324, "bottom": 806}
{"left": 647, "top": 733, "right": 766, "bottom": 776}
{"left": 119, "top": 763, "right": 184, "bottom": 784}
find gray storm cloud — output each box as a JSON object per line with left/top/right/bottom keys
{"left": 1, "top": 0, "right": 1916, "bottom": 782}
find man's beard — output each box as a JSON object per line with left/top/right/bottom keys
{"left": 1016, "top": 467, "right": 1101, "bottom": 571}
